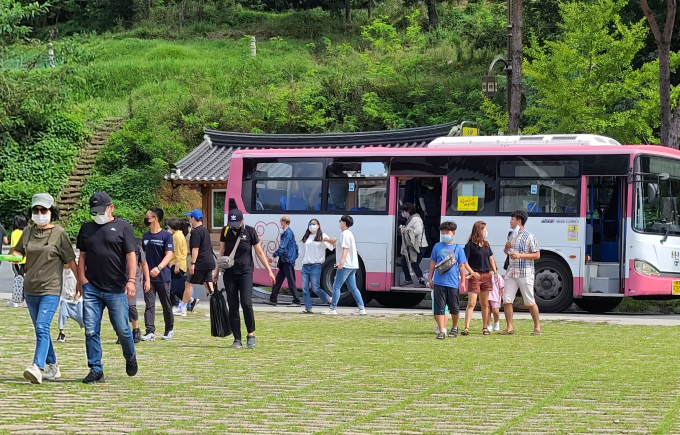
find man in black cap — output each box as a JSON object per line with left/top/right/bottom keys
{"left": 77, "top": 192, "right": 138, "bottom": 383}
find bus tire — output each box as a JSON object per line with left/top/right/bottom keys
{"left": 574, "top": 297, "right": 622, "bottom": 313}
{"left": 320, "top": 256, "right": 364, "bottom": 307}
{"left": 532, "top": 256, "right": 574, "bottom": 313}
{"left": 374, "top": 292, "right": 426, "bottom": 309}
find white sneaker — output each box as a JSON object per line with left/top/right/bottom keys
{"left": 321, "top": 308, "right": 338, "bottom": 315}
{"left": 179, "top": 308, "right": 187, "bottom": 317}
{"left": 162, "top": 330, "right": 175, "bottom": 340}
{"left": 172, "top": 306, "right": 180, "bottom": 314}
{"left": 351, "top": 308, "right": 367, "bottom": 316}
{"left": 141, "top": 332, "right": 155, "bottom": 341}
{"left": 493, "top": 322, "right": 500, "bottom": 332}
{"left": 23, "top": 364, "right": 42, "bottom": 384}
{"left": 42, "top": 363, "right": 61, "bottom": 381}
{"left": 487, "top": 324, "right": 494, "bottom": 332}
{"left": 435, "top": 325, "right": 440, "bottom": 334}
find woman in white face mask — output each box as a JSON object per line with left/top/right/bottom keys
{"left": 462, "top": 221, "right": 498, "bottom": 336}
{"left": 399, "top": 202, "right": 428, "bottom": 287}
{"left": 10, "top": 193, "right": 79, "bottom": 384}
{"left": 299, "top": 219, "right": 334, "bottom": 313}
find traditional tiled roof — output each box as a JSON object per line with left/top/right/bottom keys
{"left": 165, "top": 122, "right": 457, "bottom": 182}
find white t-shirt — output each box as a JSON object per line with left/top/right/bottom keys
{"left": 302, "top": 232, "right": 334, "bottom": 264}
{"left": 336, "top": 229, "right": 359, "bottom": 269}
{"left": 61, "top": 268, "right": 81, "bottom": 304}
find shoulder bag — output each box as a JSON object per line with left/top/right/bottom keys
{"left": 434, "top": 244, "right": 458, "bottom": 275}
{"left": 216, "top": 228, "right": 242, "bottom": 270}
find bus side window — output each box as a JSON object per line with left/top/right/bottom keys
{"left": 450, "top": 180, "right": 486, "bottom": 213}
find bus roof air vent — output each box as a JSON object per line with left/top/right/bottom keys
{"left": 551, "top": 136, "right": 577, "bottom": 141}
{"left": 518, "top": 136, "right": 545, "bottom": 141}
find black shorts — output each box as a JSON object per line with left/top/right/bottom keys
{"left": 188, "top": 269, "right": 213, "bottom": 285}
{"left": 433, "top": 284, "right": 460, "bottom": 315}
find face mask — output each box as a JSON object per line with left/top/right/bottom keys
{"left": 339, "top": 222, "right": 344, "bottom": 230}
{"left": 32, "top": 213, "right": 50, "bottom": 226}
{"left": 401, "top": 211, "right": 409, "bottom": 218}
{"left": 144, "top": 217, "right": 151, "bottom": 227}
{"left": 93, "top": 213, "right": 109, "bottom": 225}
{"left": 511, "top": 225, "right": 520, "bottom": 236}
{"left": 440, "top": 234, "right": 453, "bottom": 244}
{"left": 309, "top": 224, "right": 318, "bottom": 233}
{"left": 483, "top": 231, "right": 489, "bottom": 240}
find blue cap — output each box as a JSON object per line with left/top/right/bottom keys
{"left": 186, "top": 209, "right": 203, "bottom": 220}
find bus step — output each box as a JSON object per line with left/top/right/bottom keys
{"left": 580, "top": 292, "right": 624, "bottom": 297}
{"left": 390, "top": 286, "right": 430, "bottom": 293}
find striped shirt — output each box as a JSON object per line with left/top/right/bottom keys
{"left": 507, "top": 229, "right": 539, "bottom": 278}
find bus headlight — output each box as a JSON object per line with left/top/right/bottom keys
{"left": 634, "top": 260, "right": 660, "bottom": 277}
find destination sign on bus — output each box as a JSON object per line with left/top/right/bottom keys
{"left": 457, "top": 196, "right": 478, "bottom": 211}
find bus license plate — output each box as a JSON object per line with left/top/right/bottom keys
{"left": 673, "top": 281, "right": 680, "bottom": 295}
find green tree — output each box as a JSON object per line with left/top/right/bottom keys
{"left": 0, "top": 0, "right": 48, "bottom": 44}
{"left": 523, "top": 0, "right": 660, "bottom": 144}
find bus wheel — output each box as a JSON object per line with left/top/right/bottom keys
{"left": 374, "top": 292, "right": 426, "bottom": 309}
{"left": 320, "top": 257, "right": 364, "bottom": 307}
{"left": 574, "top": 297, "right": 622, "bottom": 313}
{"left": 533, "top": 257, "right": 573, "bottom": 313}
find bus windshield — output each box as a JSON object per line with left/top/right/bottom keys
{"left": 635, "top": 155, "right": 680, "bottom": 236}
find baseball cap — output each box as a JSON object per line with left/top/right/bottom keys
{"left": 186, "top": 209, "right": 203, "bottom": 220}
{"left": 32, "top": 193, "right": 54, "bottom": 209}
{"left": 89, "top": 191, "right": 112, "bottom": 213}
{"left": 227, "top": 209, "right": 243, "bottom": 226}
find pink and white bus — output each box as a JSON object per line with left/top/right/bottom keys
{"left": 224, "top": 134, "right": 680, "bottom": 313}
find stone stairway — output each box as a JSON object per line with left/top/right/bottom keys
{"left": 57, "top": 117, "right": 124, "bottom": 220}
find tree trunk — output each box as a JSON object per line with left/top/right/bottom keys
{"left": 426, "top": 0, "right": 438, "bottom": 28}
{"left": 345, "top": 0, "right": 351, "bottom": 24}
{"left": 508, "top": 0, "right": 523, "bottom": 134}
{"left": 367, "top": 0, "right": 372, "bottom": 20}
{"left": 641, "top": 0, "right": 678, "bottom": 148}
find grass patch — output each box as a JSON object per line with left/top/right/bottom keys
{"left": 1, "top": 306, "right": 680, "bottom": 434}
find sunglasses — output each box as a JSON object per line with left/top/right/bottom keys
{"left": 32, "top": 207, "right": 50, "bottom": 214}
{"left": 308, "top": 222, "right": 317, "bottom": 226}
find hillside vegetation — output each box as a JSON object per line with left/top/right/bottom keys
{"left": 0, "top": 0, "right": 674, "bottom": 234}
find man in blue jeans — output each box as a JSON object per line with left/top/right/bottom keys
{"left": 266, "top": 216, "right": 301, "bottom": 306}
{"left": 76, "top": 191, "right": 138, "bottom": 383}
{"left": 322, "top": 215, "right": 367, "bottom": 316}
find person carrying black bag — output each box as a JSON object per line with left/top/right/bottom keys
{"left": 209, "top": 281, "right": 231, "bottom": 338}
{"left": 213, "top": 209, "right": 276, "bottom": 349}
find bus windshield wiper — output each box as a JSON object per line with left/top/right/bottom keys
{"left": 662, "top": 223, "right": 670, "bottom": 244}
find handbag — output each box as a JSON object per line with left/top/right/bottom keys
{"left": 434, "top": 244, "right": 458, "bottom": 275}
{"left": 216, "top": 228, "right": 242, "bottom": 270}
{"left": 11, "top": 273, "right": 24, "bottom": 303}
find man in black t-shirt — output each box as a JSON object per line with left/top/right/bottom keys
{"left": 184, "top": 209, "right": 215, "bottom": 304}
{"left": 77, "top": 191, "right": 138, "bottom": 384}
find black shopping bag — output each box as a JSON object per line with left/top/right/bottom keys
{"left": 210, "top": 289, "right": 232, "bottom": 337}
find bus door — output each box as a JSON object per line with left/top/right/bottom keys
{"left": 584, "top": 176, "right": 626, "bottom": 295}
{"left": 392, "top": 176, "right": 444, "bottom": 290}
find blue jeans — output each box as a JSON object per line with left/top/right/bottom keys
{"left": 301, "top": 263, "right": 329, "bottom": 310}
{"left": 25, "top": 294, "right": 60, "bottom": 370}
{"left": 330, "top": 268, "right": 364, "bottom": 310}
{"left": 83, "top": 283, "right": 135, "bottom": 373}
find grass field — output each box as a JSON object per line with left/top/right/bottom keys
{"left": 1, "top": 306, "right": 680, "bottom": 434}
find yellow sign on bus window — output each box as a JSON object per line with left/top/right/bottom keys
{"left": 458, "top": 196, "right": 479, "bottom": 211}
{"left": 462, "top": 127, "right": 479, "bottom": 136}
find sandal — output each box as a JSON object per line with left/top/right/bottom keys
{"left": 482, "top": 328, "right": 490, "bottom": 336}
{"left": 499, "top": 329, "right": 515, "bottom": 335}
{"left": 531, "top": 328, "right": 542, "bottom": 336}
{"left": 461, "top": 328, "right": 470, "bottom": 336}
{"left": 436, "top": 332, "right": 446, "bottom": 340}
{"left": 448, "top": 327, "right": 458, "bottom": 338}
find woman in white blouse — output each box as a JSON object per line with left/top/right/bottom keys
{"left": 300, "top": 219, "right": 334, "bottom": 313}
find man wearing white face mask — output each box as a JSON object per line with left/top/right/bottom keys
{"left": 76, "top": 191, "right": 139, "bottom": 383}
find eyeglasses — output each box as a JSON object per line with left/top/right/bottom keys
{"left": 32, "top": 207, "right": 50, "bottom": 214}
